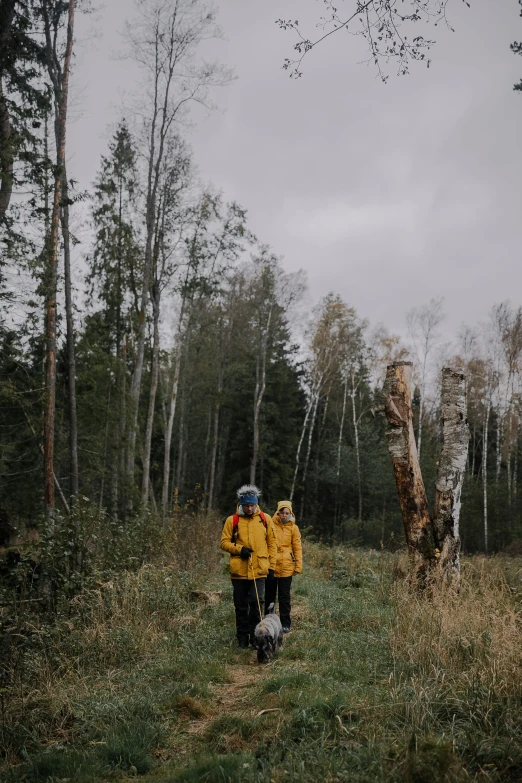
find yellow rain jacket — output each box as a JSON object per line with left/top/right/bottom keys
{"left": 272, "top": 500, "right": 303, "bottom": 578}
{"left": 221, "top": 507, "right": 276, "bottom": 580}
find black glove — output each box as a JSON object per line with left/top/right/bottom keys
{"left": 240, "top": 546, "right": 254, "bottom": 560}
{"left": 267, "top": 569, "right": 275, "bottom": 580}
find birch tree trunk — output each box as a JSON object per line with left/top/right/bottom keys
{"left": 42, "top": 0, "right": 75, "bottom": 515}
{"left": 60, "top": 174, "right": 79, "bottom": 498}
{"left": 433, "top": 368, "right": 469, "bottom": 588}
{"left": 335, "top": 376, "right": 349, "bottom": 532}
{"left": 417, "top": 379, "right": 425, "bottom": 461}
{"left": 299, "top": 392, "right": 320, "bottom": 519}
{"left": 0, "top": 0, "right": 16, "bottom": 221}
{"left": 381, "top": 362, "right": 436, "bottom": 582}
{"left": 207, "top": 371, "right": 223, "bottom": 513}
{"left": 514, "top": 412, "right": 519, "bottom": 500}
{"left": 141, "top": 281, "right": 161, "bottom": 504}
{"left": 119, "top": 335, "right": 128, "bottom": 516}
{"left": 483, "top": 399, "right": 490, "bottom": 553}
{"left": 495, "top": 414, "right": 502, "bottom": 485}
{"left": 290, "top": 390, "right": 317, "bottom": 501}
{"left": 250, "top": 308, "right": 272, "bottom": 485}
{"left": 161, "top": 295, "right": 189, "bottom": 513}
{"left": 351, "top": 369, "right": 362, "bottom": 524}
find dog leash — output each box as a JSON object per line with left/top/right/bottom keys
{"left": 249, "top": 555, "right": 265, "bottom": 629}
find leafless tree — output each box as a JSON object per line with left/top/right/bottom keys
{"left": 277, "top": 0, "right": 468, "bottom": 80}
{"left": 406, "top": 296, "right": 445, "bottom": 461}
{"left": 123, "top": 0, "right": 233, "bottom": 505}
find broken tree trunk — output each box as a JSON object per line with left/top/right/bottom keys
{"left": 382, "top": 362, "right": 436, "bottom": 582}
{"left": 433, "top": 368, "right": 469, "bottom": 588}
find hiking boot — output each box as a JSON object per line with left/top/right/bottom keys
{"left": 282, "top": 626, "right": 291, "bottom": 634}
{"left": 238, "top": 637, "right": 249, "bottom": 649}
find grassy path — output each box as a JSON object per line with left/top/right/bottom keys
{"left": 5, "top": 547, "right": 522, "bottom": 782}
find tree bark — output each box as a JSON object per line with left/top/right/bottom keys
{"left": 417, "top": 378, "right": 425, "bottom": 461}
{"left": 162, "top": 346, "right": 181, "bottom": 512}
{"left": 351, "top": 369, "right": 363, "bottom": 523}
{"left": 141, "top": 281, "right": 161, "bottom": 504}
{"left": 60, "top": 173, "right": 79, "bottom": 497}
{"left": 381, "top": 362, "right": 436, "bottom": 582}
{"left": 0, "top": 0, "right": 16, "bottom": 221}
{"left": 335, "top": 376, "right": 349, "bottom": 532}
{"left": 483, "top": 399, "right": 490, "bottom": 553}
{"left": 299, "top": 391, "right": 320, "bottom": 519}
{"left": 250, "top": 308, "right": 272, "bottom": 485}
{"left": 43, "top": 0, "right": 75, "bottom": 516}
{"left": 433, "top": 368, "right": 469, "bottom": 588}
{"left": 207, "top": 374, "right": 223, "bottom": 513}
{"left": 514, "top": 412, "right": 519, "bottom": 500}
{"left": 290, "top": 396, "right": 314, "bottom": 502}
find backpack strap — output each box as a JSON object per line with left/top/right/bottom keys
{"left": 231, "top": 514, "right": 239, "bottom": 545}
{"left": 231, "top": 511, "right": 266, "bottom": 544}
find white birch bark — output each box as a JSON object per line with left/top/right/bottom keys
{"left": 351, "top": 368, "right": 363, "bottom": 523}
{"left": 290, "top": 396, "right": 313, "bottom": 501}
{"left": 250, "top": 308, "right": 272, "bottom": 485}
{"left": 483, "top": 399, "right": 490, "bottom": 554}
{"left": 433, "top": 368, "right": 470, "bottom": 588}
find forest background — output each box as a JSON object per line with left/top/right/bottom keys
{"left": 2, "top": 0, "right": 522, "bottom": 557}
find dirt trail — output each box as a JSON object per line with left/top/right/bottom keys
{"left": 187, "top": 661, "right": 273, "bottom": 736}
{"left": 187, "top": 597, "right": 309, "bottom": 738}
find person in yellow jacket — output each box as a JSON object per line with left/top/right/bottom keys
{"left": 265, "top": 500, "right": 303, "bottom": 633}
{"left": 220, "top": 485, "right": 276, "bottom": 649}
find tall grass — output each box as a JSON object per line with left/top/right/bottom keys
{"left": 2, "top": 534, "right": 522, "bottom": 781}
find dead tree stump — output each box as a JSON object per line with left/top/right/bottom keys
{"left": 380, "top": 362, "right": 469, "bottom": 588}
{"left": 434, "top": 368, "right": 469, "bottom": 587}
{"left": 382, "top": 362, "right": 437, "bottom": 583}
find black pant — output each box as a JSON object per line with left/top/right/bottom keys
{"left": 265, "top": 575, "right": 292, "bottom": 628}
{"left": 232, "top": 578, "right": 265, "bottom": 643}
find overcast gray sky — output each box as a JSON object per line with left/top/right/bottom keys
{"left": 70, "top": 0, "right": 522, "bottom": 339}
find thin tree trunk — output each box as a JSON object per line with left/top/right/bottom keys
{"left": 202, "top": 404, "right": 212, "bottom": 502}
{"left": 417, "top": 380, "right": 425, "bottom": 461}
{"left": 433, "top": 368, "right": 469, "bottom": 588}
{"left": 60, "top": 173, "right": 79, "bottom": 498}
{"left": 335, "top": 376, "right": 349, "bottom": 532}
{"left": 0, "top": 0, "right": 16, "bottom": 221}
{"left": 496, "top": 413, "right": 502, "bottom": 485}
{"left": 43, "top": 0, "right": 75, "bottom": 516}
{"left": 99, "top": 383, "right": 112, "bottom": 510}
{"left": 483, "top": 398, "right": 490, "bottom": 554}
{"left": 162, "top": 348, "right": 181, "bottom": 512}
{"left": 290, "top": 396, "right": 314, "bottom": 501}
{"left": 161, "top": 299, "right": 188, "bottom": 513}
{"left": 176, "top": 371, "right": 188, "bottom": 494}
{"left": 208, "top": 370, "right": 223, "bottom": 513}
{"left": 119, "top": 335, "right": 127, "bottom": 516}
{"left": 381, "top": 362, "right": 436, "bottom": 583}
{"left": 471, "top": 422, "right": 476, "bottom": 478}
{"left": 0, "top": 70, "right": 13, "bottom": 221}
{"left": 351, "top": 371, "right": 362, "bottom": 524}
{"left": 299, "top": 392, "right": 320, "bottom": 519}
{"left": 141, "top": 282, "right": 161, "bottom": 504}
{"left": 250, "top": 309, "right": 272, "bottom": 485}
{"left": 514, "top": 412, "right": 519, "bottom": 500}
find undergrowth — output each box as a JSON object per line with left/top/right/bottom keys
{"left": 2, "top": 533, "right": 522, "bottom": 782}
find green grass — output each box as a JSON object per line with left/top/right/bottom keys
{"left": 3, "top": 546, "right": 522, "bottom": 782}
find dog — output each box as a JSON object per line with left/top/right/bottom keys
{"left": 254, "top": 602, "right": 283, "bottom": 663}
